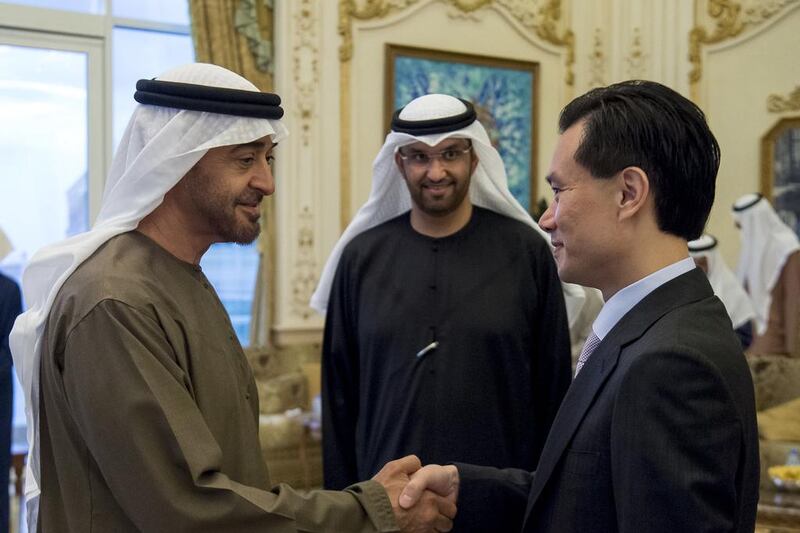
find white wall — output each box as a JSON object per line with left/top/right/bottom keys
{"left": 271, "top": 0, "right": 800, "bottom": 343}
{"left": 699, "top": 4, "right": 800, "bottom": 264}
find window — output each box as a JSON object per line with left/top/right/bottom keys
{"left": 113, "top": 0, "right": 190, "bottom": 25}
{"left": 0, "top": 31, "right": 101, "bottom": 484}
{"left": 0, "top": 3, "right": 274, "bottom": 482}
{"left": 0, "top": 36, "right": 95, "bottom": 279}
{"left": 1, "top": 0, "right": 262, "bottom": 353}
{"left": 3, "top": 0, "right": 103, "bottom": 15}
{"left": 111, "top": 27, "right": 196, "bottom": 149}
{"left": 200, "top": 242, "right": 260, "bottom": 343}
{"left": 0, "top": 1, "right": 194, "bottom": 278}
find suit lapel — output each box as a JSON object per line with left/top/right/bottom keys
{"left": 523, "top": 337, "right": 620, "bottom": 514}
{"left": 522, "top": 268, "right": 713, "bottom": 524}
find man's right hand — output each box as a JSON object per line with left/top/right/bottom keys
{"left": 373, "top": 456, "right": 457, "bottom": 532}
{"left": 400, "top": 464, "right": 459, "bottom": 510}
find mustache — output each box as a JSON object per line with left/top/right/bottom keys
{"left": 421, "top": 178, "right": 454, "bottom": 186}
{"left": 236, "top": 192, "right": 263, "bottom": 206}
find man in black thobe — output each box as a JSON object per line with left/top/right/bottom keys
{"left": 314, "top": 94, "right": 571, "bottom": 515}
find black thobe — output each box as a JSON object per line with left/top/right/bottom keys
{"left": 322, "top": 207, "right": 571, "bottom": 492}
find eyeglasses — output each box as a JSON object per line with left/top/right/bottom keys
{"left": 398, "top": 141, "right": 472, "bottom": 170}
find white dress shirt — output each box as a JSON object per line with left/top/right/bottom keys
{"left": 592, "top": 257, "right": 696, "bottom": 340}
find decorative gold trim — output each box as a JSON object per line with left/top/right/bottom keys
{"left": 290, "top": 206, "right": 319, "bottom": 320}
{"left": 340, "top": 59, "right": 352, "bottom": 229}
{"left": 689, "top": 0, "right": 800, "bottom": 101}
{"left": 625, "top": 27, "right": 646, "bottom": 79}
{"left": 768, "top": 86, "right": 800, "bottom": 113}
{"left": 292, "top": 0, "right": 319, "bottom": 146}
{"left": 588, "top": 28, "right": 605, "bottom": 88}
{"left": 338, "top": 0, "right": 423, "bottom": 226}
{"left": 338, "top": 0, "right": 574, "bottom": 86}
{"left": 450, "top": 0, "right": 493, "bottom": 10}
{"left": 337, "top": 0, "right": 573, "bottom": 226}
{"left": 689, "top": 0, "right": 744, "bottom": 97}
{"left": 760, "top": 116, "right": 800, "bottom": 202}
{"left": 529, "top": 0, "right": 574, "bottom": 86}
{"left": 339, "top": 0, "right": 422, "bottom": 62}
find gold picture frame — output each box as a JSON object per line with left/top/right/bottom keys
{"left": 761, "top": 116, "right": 800, "bottom": 236}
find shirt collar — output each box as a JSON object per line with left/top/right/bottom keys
{"left": 592, "top": 256, "right": 695, "bottom": 340}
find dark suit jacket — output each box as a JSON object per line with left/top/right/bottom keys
{"left": 455, "top": 268, "right": 760, "bottom": 532}
{"left": 1, "top": 273, "right": 21, "bottom": 530}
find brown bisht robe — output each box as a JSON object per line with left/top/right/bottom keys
{"left": 748, "top": 250, "right": 800, "bottom": 357}
{"left": 38, "top": 231, "right": 396, "bottom": 532}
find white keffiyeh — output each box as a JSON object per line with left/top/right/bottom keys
{"left": 310, "top": 94, "right": 587, "bottom": 325}
{"left": 688, "top": 234, "right": 755, "bottom": 329}
{"left": 732, "top": 194, "right": 800, "bottom": 334}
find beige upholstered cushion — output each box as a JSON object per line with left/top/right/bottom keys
{"left": 747, "top": 353, "right": 800, "bottom": 411}
{"left": 258, "top": 371, "right": 309, "bottom": 414}
{"left": 758, "top": 397, "right": 800, "bottom": 441}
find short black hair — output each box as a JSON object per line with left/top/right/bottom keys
{"left": 559, "top": 80, "right": 720, "bottom": 241}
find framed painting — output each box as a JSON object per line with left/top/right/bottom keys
{"left": 385, "top": 44, "right": 539, "bottom": 212}
{"left": 761, "top": 117, "right": 800, "bottom": 237}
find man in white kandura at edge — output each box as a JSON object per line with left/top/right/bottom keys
{"left": 688, "top": 233, "right": 756, "bottom": 348}
{"left": 11, "top": 63, "right": 455, "bottom": 533}
{"left": 732, "top": 193, "right": 800, "bottom": 357}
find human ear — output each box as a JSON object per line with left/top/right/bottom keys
{"left": 618, "top": 166, "right": 649, "bottom": 221}
{"left": 394, "top": 151, "right": 407, "bottom": 178}
{"left": 469, "top": 151, "right": 479, "bottom": 176}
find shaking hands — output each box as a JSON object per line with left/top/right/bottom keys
{"left": 372, "top": 455, "right": 460, "bottom": 533}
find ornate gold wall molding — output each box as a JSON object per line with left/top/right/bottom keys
{"left": 339, "top": 0, "right": 422, "bottom": 62}
{"left": 587, "top": 28, "right": 605, "bottom": 88}
{"left": 761, "top": 116, "right": 800, "bottom": 201}
{"left": 521, "top": 0, "right": 574, "bottom": 86}
{"left": 338, "top": 0, "right": 573, "bottom": 76}
{"left": 292, "top": 0, "right": 320, "bottom": 146}
{"left": 337, "top": 0, "right": 573, "bottom": 226}
{"left": 689, "top": 0, "right": 800, "bottom": 100}
{"left": 290, "top": 206, "right": 319, "bottom": 320}
{"left": 767, "top": 85, "right": 800, "bottom": 112}
{"left": 625, "top": 27, "right": 647, "bottom": 79}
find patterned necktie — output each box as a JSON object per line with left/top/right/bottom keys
{"left": 574, "top": 331, "right": 601, "bottom": 377}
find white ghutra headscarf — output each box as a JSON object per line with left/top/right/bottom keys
{"left": 9, "top": 63, "right": 288, "bottom": 530}
{"left": 310, "top": 93, "right": 587, "bottom": 324}
{"left": 688, "top": 233, "right": 755, "bottom": 330}
{"left": 732, "top": 193, "right": 800, "bottom": 334}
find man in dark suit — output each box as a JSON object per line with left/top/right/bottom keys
{"left": 397, "top": 80, "right": 760, "bottom": 532}
{"left": 1, "top": 230, "right": 23, "bottom": 532}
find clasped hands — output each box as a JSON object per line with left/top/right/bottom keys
{"left": 372, "top": 455, "right": 460, "bottom": 533}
